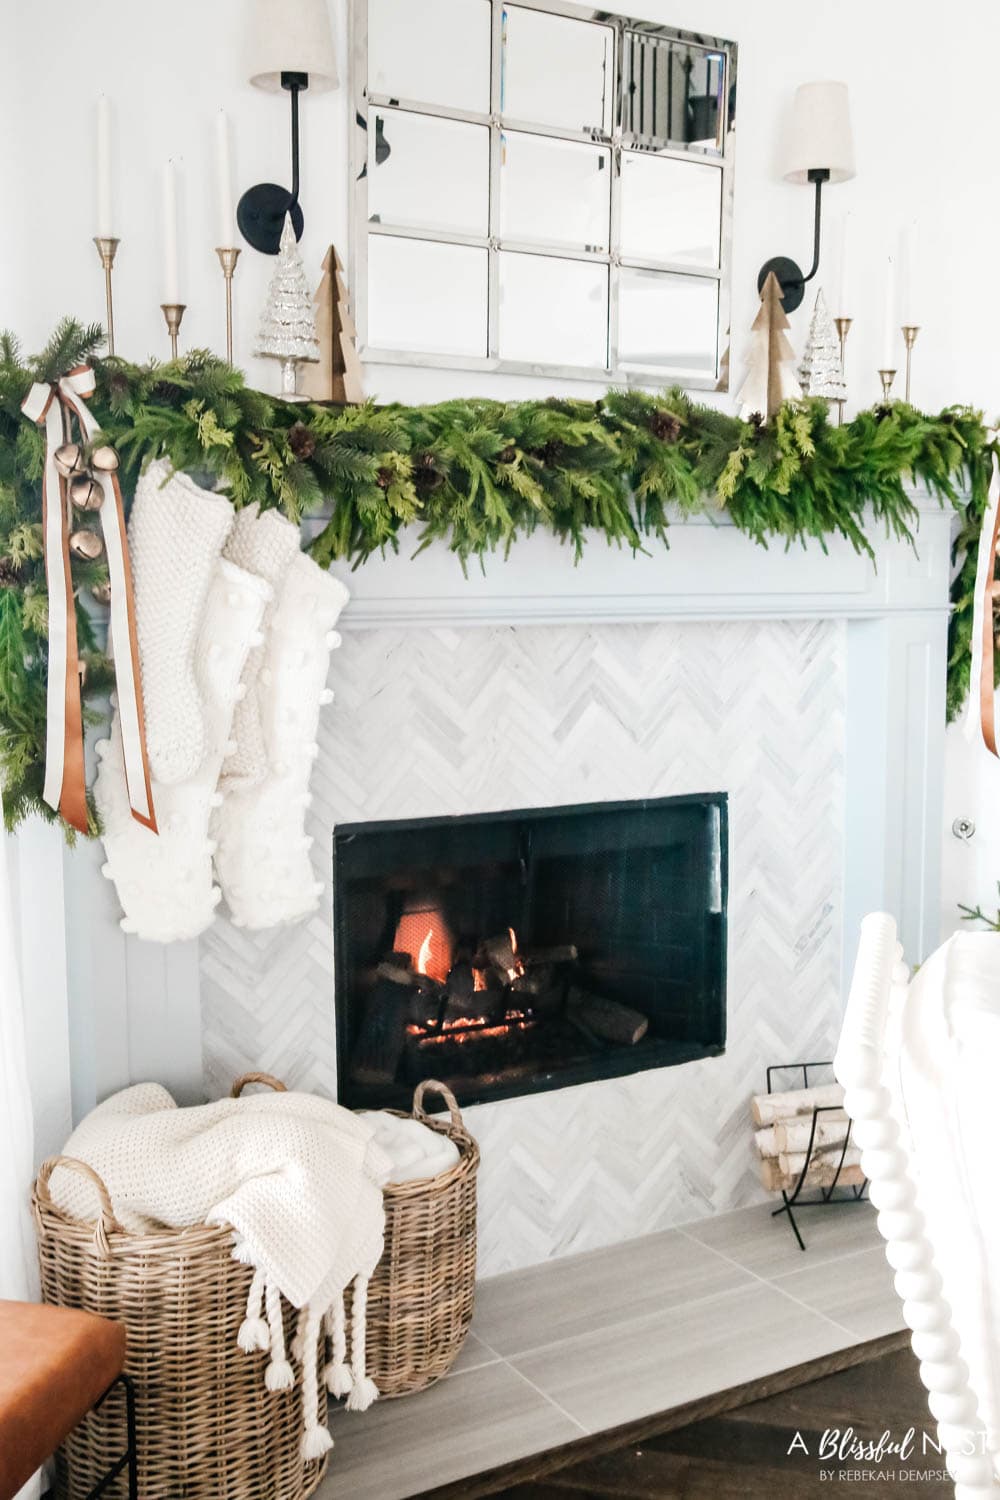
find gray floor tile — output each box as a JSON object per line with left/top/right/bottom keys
{"left": 473, "top": 1227, "right": 752, "bottom": 1357}
{"left": 681, "top": 1200, "right": 881, "bottom": 1278}
{"left": 317, "top": 1360, "right": 582, "bottom": 1500}
{"left": 773, "top": 1244, "right": 905, "bottom": 1340}
{"left": 510, "top": 1280, "right": 851, "bottom": 1432}
{"left": 445, "top": 1329, "right": 500, "bottom": 1377}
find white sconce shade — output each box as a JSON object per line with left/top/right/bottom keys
{"left": 246, "top": 0, "right": 339, "bottom": 92}
{"left": 783, "top": 81, "right": 855, "bottom": 184}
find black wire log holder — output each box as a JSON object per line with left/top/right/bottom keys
{"left": 766, "top": 1061, "right": 868, "bottom": 1251}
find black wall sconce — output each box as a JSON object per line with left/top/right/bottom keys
{"left": 758, "top": 81, "right": 855, "bottom": 312}
{"left": 238, "top": 0, "right": 339, "bottom": 255}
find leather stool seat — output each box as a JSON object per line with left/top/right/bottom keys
{"left": 0, "top": 1299, "right": 126, "bottom": 1500}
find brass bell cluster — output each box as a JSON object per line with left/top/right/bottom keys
{"left": 53, "top": 433, "right": 119, "bottom": 563}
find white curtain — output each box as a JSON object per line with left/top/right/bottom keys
{"left": 1, "top": 793, "right": 42, "bottom": 1500}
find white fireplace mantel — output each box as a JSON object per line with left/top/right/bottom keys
{"left": 327, "top": 488, "right": 953, "bottom": 631}
{"left": 329, "top": 486, "right": 957, "bottom": 985}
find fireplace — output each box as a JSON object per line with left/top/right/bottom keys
{"left": 333, "top": 793, "right": 728, "bottom": 1110}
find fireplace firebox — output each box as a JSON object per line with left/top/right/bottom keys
{"left": 333, "top": 794, "right": 728, "bottom": 1110}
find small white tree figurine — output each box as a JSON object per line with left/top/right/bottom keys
{"left": 798, "top": 288, "right": 846, "bottom": 402}
{"left": 737, "top": 271, "right": 802, "bottom": 422}
{"left": 255, "top": 215, "right": 319, "bottom": 400}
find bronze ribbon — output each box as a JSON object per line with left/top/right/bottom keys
{"left": 979, "top": 500, "right": 1000, "bottom": 757}
{"left": 21, "top": 368, "right": 157, "bottom": 834}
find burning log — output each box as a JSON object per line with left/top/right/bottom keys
{"left": 351, "top": 978, "right": 412, "bottom": 1086}
{"left": 523, "top": 944, "right": 578, "bottom": 967}
{"left": 477, "top": 931, "right": 520, "bottom": 975}
{"left": 567, "top": 986, "right": 648, "bottom": 1046}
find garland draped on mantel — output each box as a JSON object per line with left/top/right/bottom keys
{"left": 0, "top": 319, "right": 996, "bottom": 836}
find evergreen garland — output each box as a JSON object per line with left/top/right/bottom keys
{"left": 0, "top": 318, "right": 995, "bottom": 836}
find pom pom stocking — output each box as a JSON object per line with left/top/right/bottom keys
{"left": 221, "top": 503, "right": 301, "bottom": 793}
{"left": 214, "top": 554, "right": 349, "bottom": 929}
{"left": 127, "top": 460, "right": 235, "bottom": 784}
{"left": 96, "top": 559, "right": 271, "bottom": 942}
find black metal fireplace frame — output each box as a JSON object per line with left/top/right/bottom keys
{"left": 332, "top": 793, "right": 729, "bottom": 1110}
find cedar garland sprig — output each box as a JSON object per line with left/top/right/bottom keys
{"left": 0, "top": 316, "right": 996, "bottom": 835}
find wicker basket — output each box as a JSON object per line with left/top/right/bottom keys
{"left": 365, "top": 1079, "right": 480, "bottom": 1397}
{"left": 232, "top": 1074, "right": 480, "bottom": 1398}
{"left": 32, "top": 1156, "right": 327, "bottom": 1500}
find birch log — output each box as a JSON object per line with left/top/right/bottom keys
{"left": 759, "top": 1155, "right": 865, "bottom": 1192}
{"left": 751, "top": 1082, "right": 845, "bottom": 1127}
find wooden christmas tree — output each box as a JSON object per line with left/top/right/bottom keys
{"left": 298, "top": 246, "right": 366, "bottom": 404}
{"left": 737, "top": 271, "right": 801, "bottom": 421}
{"left": 798, "top": 288, "right": 846, "bottom": 402}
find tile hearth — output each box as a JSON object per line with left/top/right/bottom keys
{"left": 318, "top": 1201, "right": 898, "bottom": 1500}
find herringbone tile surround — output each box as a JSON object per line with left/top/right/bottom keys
{"left": 200, "top": 619, "right": 845, "bottom": 1275}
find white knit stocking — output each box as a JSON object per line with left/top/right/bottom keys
{"left": 96, "top": 559, "right": 270, "bottom": 942}
{"left": 128, "top": 459, "right": 235, "bottom": 784}
{"left": 214, "top": 553, "right": 349, "bottom": 929}
{"left": 220, "top": 503, "right": 301, "bottom": 793}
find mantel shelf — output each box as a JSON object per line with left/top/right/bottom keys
{"left": 326, "top": 489, "right": 958, "bottom": 630}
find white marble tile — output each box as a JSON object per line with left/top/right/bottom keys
{"left": 510, "top": 1281, "right": 852, "bottom": 1433}
{"left": 317, "top": 1360, "right": 582, "bottom": 1500}
{"left": 473, "top": 1226, "right": 752, "bottom": 1357}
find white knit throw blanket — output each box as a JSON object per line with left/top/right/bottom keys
{"left": 50, "top": 1085, "right": 392, "bottom": 1460}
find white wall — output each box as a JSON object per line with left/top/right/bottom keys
{"left": 4, "top": 0, "right": 998, "bottom": 1079}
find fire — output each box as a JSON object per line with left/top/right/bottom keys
{"left": 506, "top": 927, "right": 525, "bottom": 982}
{"left": 394, "top": 905, "right": 452, "bottom": 984}
{"left": 472, "top": 968, "right": 487, "bottom": 993}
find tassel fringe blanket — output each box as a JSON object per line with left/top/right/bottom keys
{"left": 48, "top": 1085, "right": 392, "bottom": 1461}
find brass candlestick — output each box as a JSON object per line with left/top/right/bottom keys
{"left": 215, "top": 247, "right": 241, "bottom": 363}
{"left": 161, "top": 303, "right": 186, "bottom": 359}
{"left": 901, "top": 325, "right": 920, "bottom": 403}
{"left": 878, "top": 368, "right": 897, "bottom": 403}
{"left": 93, "top": 237, "right": 120, "bottom": 355}
{"left": 834, "top": 316, "right": 852, "bottom": 426}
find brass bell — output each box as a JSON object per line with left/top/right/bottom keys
{"left": 90, "top": 445, "right": 120, "bottom": 473}
{"left": 54, "top": 442, "right": 86, "bottom": 478}
{"left": 91, "top": 580, "right": 112, "bottom": 606}
{"left": 69, "top": 473, "right": 104, "bottom": 512}
{"left": 69, "top": 529, "right": 104, "bottom": 562}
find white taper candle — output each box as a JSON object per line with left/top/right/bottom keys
{"left": 163, "top": 160, "right": 180, "bottom": 304}
{"left": 882, "top": 255, "right": 896, "bottom": 368}
{"left": 96, "top": 97, "right": 113, "bottom": 237}
{"left": 215, "top": 111, "right": 235, "bottom": 248}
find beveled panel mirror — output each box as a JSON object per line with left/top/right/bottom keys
{"left": 352, "top": 0, "right": 736, "bottom": 388}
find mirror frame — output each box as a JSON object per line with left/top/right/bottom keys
{"left": 350, "top": 0, "right": 737, "bottom": 390}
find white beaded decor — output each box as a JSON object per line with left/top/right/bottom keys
{"left": 835, "top": 913, "right": 1000, "bottom": 1499}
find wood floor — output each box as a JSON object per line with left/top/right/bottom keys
{"left": 484, "top": 1347, "right": 951, "bottom": 1498}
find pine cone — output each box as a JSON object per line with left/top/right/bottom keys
{"left": 497, "top": 445, "right": 517, "bottom": 465}
{"left": 414, "top": 453, "right": 444, "bottom": 492}
{"left": 376, "top": 467, "right": 394, "bottom": 490}
{"left": 650, "top": 409, "right": 682, "bottom": 442}
{"left": 0, "top": 557, "right": 21, "bottom": 588}
{"left": 748, "top": 412, "right": 766, "bottom": 434}
{"left": 151, "top": 379, "right": 183, "bottom": 407}
{"left": 107, "top": 370, "right": 131, "bottom": 401}
{"left": 535, "top": 440, "right": 564, "bottom": 467}
{"left": 288, "top": 421, "right": 317, "bottom": 461}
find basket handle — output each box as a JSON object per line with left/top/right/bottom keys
{"left": 34, "top": 1156, "right": 123, "bottom": 1255}
{"left": 230, "top": 1072, "right": 288, "bottom": 1098}
{"left": 412, "top": 1080, "right": 464, "bottom": 1129}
